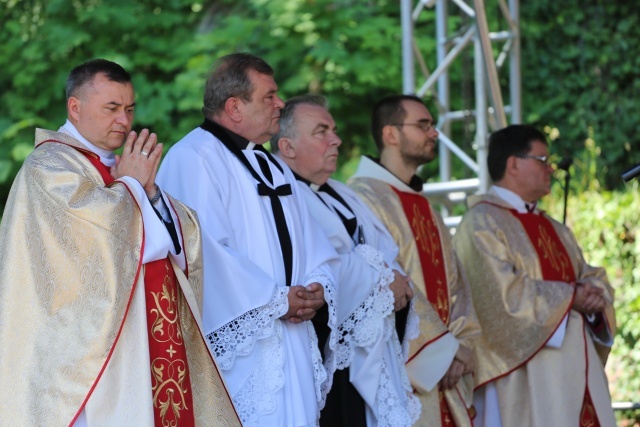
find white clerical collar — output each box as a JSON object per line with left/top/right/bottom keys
{"left": 246, "top": 142, "right": 256, "bottom": 150}
{"left": 490, "top": 185, "right": 537, "bottom": 213}
{"left": 352, "top": 155, "right": 417, "bottom": 193}
{"left": 59, "top": 120, "right": 116, "bottom": 167}
{"left": 309, "top": 183, "right": 321, "bottom": 192}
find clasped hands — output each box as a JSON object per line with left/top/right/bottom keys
{"left": 441, "top": 345, "right": 474, "bottom": 390}
{"left": 282, "top": 283, "right": 325, "bottom": 324}
{"left": 110, "top": 129, "right": 163, "bottom": 199}
{"left": 572, "top": 282, "right": 606, "bottom": 315}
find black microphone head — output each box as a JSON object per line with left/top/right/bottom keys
{"left": 622, "top": 163, "right": 640, "bottom": 182}
{"left": 557, "top": 157, "right": 573, "bottom": 171}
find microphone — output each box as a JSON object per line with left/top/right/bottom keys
{"left": 557, "top": 156, "right": 573, "bottom": 224}
{"left": 622, "top": 163, "right": 640, "bottom": 182}
{"left": 557, "top": 157, "right": 573, "bottom": 171}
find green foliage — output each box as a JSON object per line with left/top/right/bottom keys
{"left": 0, "top": 0, "right": 418, "bottom": 213}
{"left": 2, "top": 0, "right": 638, "bottom": 208}
{"left": 520, "top": 1, "right": 640, "bottom": 190}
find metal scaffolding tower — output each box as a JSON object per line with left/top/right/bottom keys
{"left": 401, "top": 0, "right": 521, "bottom": 226}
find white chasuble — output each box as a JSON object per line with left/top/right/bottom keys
{"left": 158, "top": 126, "right": 339, "bottom": 426}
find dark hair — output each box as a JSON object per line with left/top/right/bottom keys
{"left": 270, "top": 94, "right": 328, "bottom": 154}
{"left": 202, "top": 53, "right": 274, "bottom": 118}
{"left": 65, "top": 59, "right": 131, "bottom": 100}
{"left": 487, "top": 124, "right": 548, "bottom": 181}
{"left": 371, "top": 94, "right": 425, "bottom": 153}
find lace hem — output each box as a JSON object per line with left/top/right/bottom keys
{"left": 331, "top": 244, "right": 396, "bottom": 370}
{"left": 232, "top": 322, "right": 285, "bottom": 425}
{"left": 402, "top": 296, "right": 421, "bottom": 361}
{"left": 304, "top": 270, "right": 337, "bottom": 410}
{"left": 308, "top": 319, "right": 327, "bottom": 419}
{"left": 205, "top": 286, "right": 289, "bottom": 370}
{"left": 376, "top": 335, "right": 422, "bottom": 426}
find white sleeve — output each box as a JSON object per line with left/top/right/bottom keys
{"left": 116, "top": 176, "right": 184, "bottom": 267}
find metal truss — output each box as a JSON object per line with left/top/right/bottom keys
{"left": 401, "top": 0, "right": 521, "bottom": 226}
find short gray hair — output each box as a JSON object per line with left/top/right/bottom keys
{"left": 202, "top": 52, "right": 274, "bottom": 118}
{"left": 270, "top": 94, "right": 328, "bottom": 153}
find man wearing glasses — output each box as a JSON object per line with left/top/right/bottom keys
{"left": 349, "top": 95, "right": 480, "bottom": 427}
{"left": 453, "top": 124, "right": 616, "bottom": 426}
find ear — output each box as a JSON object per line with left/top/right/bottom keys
{"left": 382, "top": 124, "right": 400, "bottom": 147}
{"left": 224, "top": 97, "right": 242, "bottom": 123}
{"left": 67, "top": 96, "right": 81, "bottom": 121}
{"left": 504, "top": 155, "right": 519, "bottom": 177}
{"left": 278, "top": 137, "right": 296, "bottom": 159}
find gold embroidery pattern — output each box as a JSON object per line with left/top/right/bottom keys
{"left": 439, "top": 389, "right": 455, "bottom": 426}
{"left": 149, "top": 267, "right": 191, "bottom": 426}
{"left": 537, "top": 225, "right": 571, "bottom": 281}
{"left": 436, "top": 285, "right": 450, "bottom": 323}
{"left": 412, "top": 202, "right": 449, "bottom": 323}
{"left": 412, "top": 204, "right": 442, "bottom": 266}
{"left": 412, "top": 204, "right": 430, "bottom": 253}
{"left": 579, "top": 390, "right": 599, "bottom": 427}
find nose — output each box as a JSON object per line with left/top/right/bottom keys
{"left": 431, "top": 127, "right": 439, "bottom": 138}
{"left": 274, "top": 94, "right": 285, "bottom": 109}
{"left": 115, "top": 110, "right": 132, "bottom": 128}
{"left": 331, "top": 131, "right": 342, "bottom": 147}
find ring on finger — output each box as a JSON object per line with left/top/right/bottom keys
{"left": 141, "top": 150, "right": 149, "bottom": 157}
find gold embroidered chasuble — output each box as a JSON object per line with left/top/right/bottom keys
{"left": 453, "top": 193, "right": 616, "bottom": 427}
{"left": 0, "top": 129, "right": 240, "bottom": 426}
{"left": 349, "top": 175, "right": 480, "bottom": 427}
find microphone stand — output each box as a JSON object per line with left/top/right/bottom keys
{"left": 562, "top": 169, "right": 570, "bottom": 224}
{"left": 557, "top": 157, "right": 573, "bottom": 224}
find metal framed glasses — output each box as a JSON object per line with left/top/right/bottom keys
{"left": 390, "top": 122, "right": 434, "bottom": 133}
{"left": 516, "top": 154, "right": 551, "bottom": 166}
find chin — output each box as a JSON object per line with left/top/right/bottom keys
{"left": 108, "top": 138, "right": 127, "bottom": 150}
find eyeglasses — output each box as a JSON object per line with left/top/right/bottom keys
{"left": 516, "top": 154, "right": 551, "bottom": 166}
{"left": 390, "top": 122, "right": 434, "bottom": 133}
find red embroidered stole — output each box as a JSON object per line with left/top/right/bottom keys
{"left": 510, "top": 211, "right": 574, "bottom": 282}
{"left": 511, "top": 210, "right": 599, "bottom": 427}
{"left": 144, "top": 260, "right": 195, "bottom": 426}
{"left": 392, "top": 188, "right": 450, "bottom": 324}
{"left": 82, "top": 153, "right": 196, "bottom": 426}
{"left": 439, "top": 389, "right": 455, "bottom": 426}
{"left": 392, "top": 187, "right": 455, "bottom": 425}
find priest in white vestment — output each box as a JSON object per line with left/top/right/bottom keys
{"left": 453, "top": 124, "right": 616, "bottom": 427}
{"left": 0, "top": 60, "right": 238, "bottom": 426}
{"left": 157, "top": 53, "right": 341, "bottom": 426}
{"left": 272, "top": 94, "right": 421, "bottom": 426}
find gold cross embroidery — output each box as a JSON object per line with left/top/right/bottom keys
{"left": 537, "top": 225, "right": 570, "bottom": 281}
{"left": 167, "top": 345, "right": 177, "bottom": 358}
{"left": 412, "top": 204, "right": 431, "bottom": 254}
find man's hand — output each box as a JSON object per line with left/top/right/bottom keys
{"left": 441, "top": 359, "right": 465, "bottom": 390}
{"left": 440, "top": 346, "right": 473, "bottom": 390}
{"left": 389, "top": 269, "right": 413, "bottom": 312}
{"left": 282, "top": 283, "right": 325, "bottom": 324}
{"left": 572, "top": 282, "right": 606, "bottom": 315}
{"left": 110, "top": 129, "right": 163, "bottom": 197}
